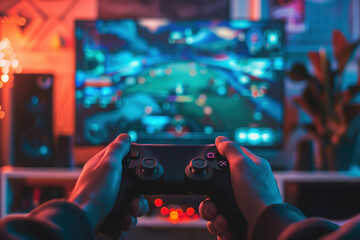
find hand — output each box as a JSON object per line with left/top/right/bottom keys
{"left": 69, "top": 134, "right": 149, "bottom": 237}
{"left": 199, "top": 136, "right": 282, "bottom": 239}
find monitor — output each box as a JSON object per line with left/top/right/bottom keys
{"left": 75, "top": 19, "right": 285, "bottom": 147}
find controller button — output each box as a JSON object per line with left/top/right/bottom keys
{"left": 130, "top": 151, "right": 140, "bottom": 159}
{"left": 205, "top": 152, "right": 216, "bottom": 161}
{"left": 140, "top": 158, "right": 159, "bottom": 174}
{"left": 216, "top": 151, "right": 227, "bottom": 161}
{"left": 190, "top": 158, "right": 208, "bottom": 175}
{"left": 217, "top": 160, "right": 229, "bottom": 169}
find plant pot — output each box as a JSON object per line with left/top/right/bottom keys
{"left": 317, "top": 136, "right": 357, "bottom": 171}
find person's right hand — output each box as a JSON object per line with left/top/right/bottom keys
{"left": 199, "top": 136, "right": 282, "bottom": 239}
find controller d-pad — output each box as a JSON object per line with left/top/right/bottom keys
{"left": 215, "top": 151, "right": 227, "bottom": 162}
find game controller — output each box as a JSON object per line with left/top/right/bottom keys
{"left": 98, "top": 144, "right": 247, "bottom": 239}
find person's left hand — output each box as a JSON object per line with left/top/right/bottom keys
{"left": 69, "top": 134, "right": 148, "bottom": 236}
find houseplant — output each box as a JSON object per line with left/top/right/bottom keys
{"left": 288, "top": 30, "right": 360, "bottom": 170}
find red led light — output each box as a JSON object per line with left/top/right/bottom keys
{"left": 176, "top": 209, "right": 183, "bottom": 217}
{"left": 169, "top": 210, "right": 179, "bottom": 221}
{"left": 154, "top": 198, "right": 163, "bottom": 207}
{"left": 186, "top": 207, "right": 195, "bottom": 216}
{"left": 160, "top": 207, "right": 169, "bottom": 215}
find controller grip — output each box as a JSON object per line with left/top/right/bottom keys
{"left": 98, "top": 172, "right": 137, "bottom": 239}
{"left": 209, "top": 177, "right": 247, "bottom": 240}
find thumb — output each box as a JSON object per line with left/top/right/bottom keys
{"left": 215, "top": 136, "right": 254, "bottom": 167}
{"left": 102, "top": 133, "right": 131, "bottom": 169}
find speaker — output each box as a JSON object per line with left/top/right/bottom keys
{"left": 12, "top": 74, "right": 54, "bottom": 167}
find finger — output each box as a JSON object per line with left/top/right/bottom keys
{"left": 215, "top": 136, "right": 255, "bottom": 167}
{"left": 199, "top": 199, "right": 217, "bottom": 221}
{"left": 117, "top": 230, "right": 128, "bottom": 240}
{"left": 96, "top": 134, "right": 131, "bottom": 172}
{"left": 239, "top": 146, "right": 262, "bottom": 166}
{"left": 131, "top": 197, "right": 142, "bottom": 216}
{"left": 206, "top": 215, "right": 228, "bottom": 235}
{"left": 217, "top": 231, "right": 234, "bottom": 240}
{"left": 139, "top": 196, "right": 149, "bottom": 215}
{"left": 106, "top": 133, "right": 131, "bottom": 160}
{"left": 123, "top": 214, "right": 138, "bottom": 231}
{"left": 131, "top": 195, "right": 149, "bottom": 217}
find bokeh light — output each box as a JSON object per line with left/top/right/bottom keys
{"left": 0, "top": 38, "right": 21, "bottom": 120}
{"left": 154, "top": 198, "right": 163, "bottom": 207}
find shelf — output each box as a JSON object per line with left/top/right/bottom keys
{"left": 2, "top": 167, "right": 360, "bottom": 227}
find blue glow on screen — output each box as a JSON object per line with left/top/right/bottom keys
{"left": 75, "top": 19, "right": 285, "bottom": 146}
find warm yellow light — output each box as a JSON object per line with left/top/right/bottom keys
{"left": 0, "top": 41, "right": 7, "bottom": 50}
{"left": 0, "top": 59, "right": 6, "bottom": 67}
{"left": 2, "top": 67, "right": 9, "bottom": 74}
{"left": 11, "top": 59, "right": 18, "bottom": 68}
{"left": 0, "top": 81, "right": 3, "bottom": 88}
{"left": 1, "top": 74, "right": 9, "bottom": 82}
{"left": 16, "top": 66, "right": 22, "bottom": 73}
{"left": 0, "top": 111, "right": 5, "bottom": 120}
{"left": 169, "top": 210, "right": 179, "bottom": 221}
{"left": 18, "top": 17, "right": 27, "bottom": 26}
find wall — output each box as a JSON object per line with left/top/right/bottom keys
{"left": 1, "top": 0, "right": 97, "bottom": 136}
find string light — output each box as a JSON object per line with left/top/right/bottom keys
{"left": 0, "top": 37, "right": 21, "bottom": 120}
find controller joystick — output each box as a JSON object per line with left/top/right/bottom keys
{"left": 185, "top": 158, "right": 213, "bottom": 181}
{"left": 190, "top": 158, "right": 208, "bottom": 174}
{"left": 136, "top": 157, "right": 164, "bottom": 180}
{"left": 99, "top": 144, "right": 247, "bottom": 240}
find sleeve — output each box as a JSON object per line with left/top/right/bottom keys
{"left": 0, "top": 199, "right": 94, "bottom": 240}
{"left": 251, "top": 203, "right": 339, "bottom": 240}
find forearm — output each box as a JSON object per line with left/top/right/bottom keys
{"left": 0, "top": 199, "right": 94, "bottom": 240}
{"left": 251, "top": 203, "right": 339, "bottom": 240}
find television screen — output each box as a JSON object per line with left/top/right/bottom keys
{"left": 75, "top": 19, "right": 285, "bottom": 147}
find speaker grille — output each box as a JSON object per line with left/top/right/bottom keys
{"left": 12, "top": 74, "right": 54, "bottom": 167}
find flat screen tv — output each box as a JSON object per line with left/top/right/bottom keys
{"left": 75, "top": 19, "right": 285, "bottom": 147}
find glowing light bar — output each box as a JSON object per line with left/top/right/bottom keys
{"left": 234, "top": 127, "right": 276, "bottom": 146}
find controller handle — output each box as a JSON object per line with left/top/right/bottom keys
{"left": 209, "top": 172, "right": 247, "bottom": 240}
{"left": 98, "top": 171, "right": 137, "bottom": 239}
{"left": 98, "top": 155, "right": 164, "bottom": 239}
